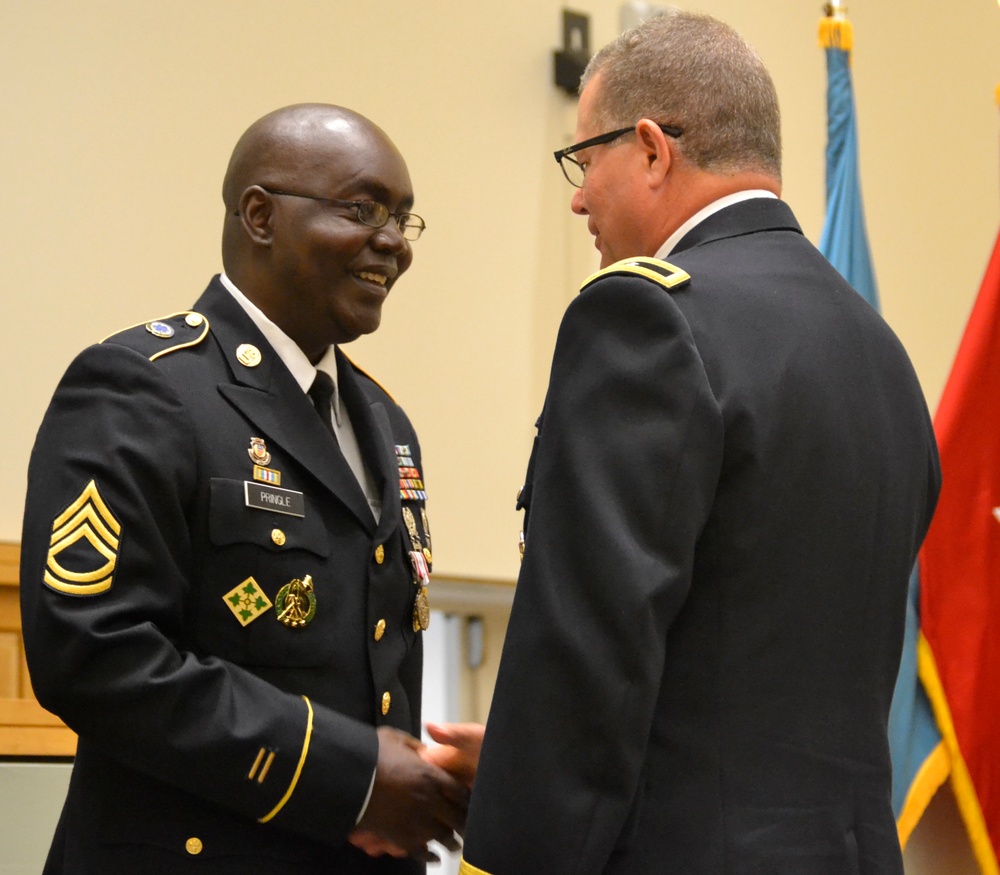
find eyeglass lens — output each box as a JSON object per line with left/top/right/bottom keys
{"left": 356, "top": 201, "right": 425, "bottom": 241}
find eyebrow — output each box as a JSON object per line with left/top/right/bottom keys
{"left": 350, "top": 178, "right": 414, "bottom": 211}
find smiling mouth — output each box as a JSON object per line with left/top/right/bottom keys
{"left": 356, "top": 271, "right": 388, "bottom": 287}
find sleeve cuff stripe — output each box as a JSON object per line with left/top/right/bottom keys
{"left": 258, "top": 695, "right": 314, "bottom": 824}
{"left": 459, "top": 858, "right": 494, "bottom": 875}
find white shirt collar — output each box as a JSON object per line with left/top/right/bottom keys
{"left": 218, "top": 273, "right": 341, "bottom": 422}
{"left": 655, "top": 190, "right": 777, "bottom": 260}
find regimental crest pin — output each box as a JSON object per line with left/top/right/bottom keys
{"left": 145, "top": 320, "right": 175, "bottom": 338}
{"left": 223, "top": 576, "right": 274, "bottom": 626}
{"left": 248, "top": 437, "right": 271, "bottom": 466}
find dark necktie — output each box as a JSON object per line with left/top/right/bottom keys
{"left": 308, "top": 370, "right": 337, "bottom": 440}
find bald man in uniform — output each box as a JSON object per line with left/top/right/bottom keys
{"left": 21, "top": 104, "right": 465, "bottom": 874}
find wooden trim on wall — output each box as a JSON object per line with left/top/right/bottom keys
{"left": 0, "top": 541, "right": 19, "bottom": 586}
{"left": 0, "top": 542, "right": 77, "bottom": 757}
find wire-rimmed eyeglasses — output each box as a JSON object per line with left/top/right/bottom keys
{"left": 553, "top": 124, "right": 683, "bottom": 187}
{"left": 261, "top": 187, "right": 426, "bottom": 241}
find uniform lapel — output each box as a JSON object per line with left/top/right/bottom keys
{"left": 335, "top": 349, "right": 402, "bottom": 541}
{"left": 194, "top": 279, "right": 377, "bottom": 534}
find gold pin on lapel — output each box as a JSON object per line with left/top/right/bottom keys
{"left": 236, "top": 343, "right": 262, "bottom": 367}
{"left": 248, "top": 437, "right": 271, "bottom": 466}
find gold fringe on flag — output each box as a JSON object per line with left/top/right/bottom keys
{"left": 918, "top": 635, "right": 1000, "bottom": 875}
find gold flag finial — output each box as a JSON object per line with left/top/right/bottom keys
{"left": 819, "top": 1, "right": 853, "bottom": 50}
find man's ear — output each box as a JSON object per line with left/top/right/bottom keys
{"left": 635, "top": 119, "right": 673, "bottom": 187}
{"left": 238, "top": 185, "right": 275, "bottom": 247}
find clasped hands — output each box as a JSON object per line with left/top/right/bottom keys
{"left": 350, "top": 721, "right": 483, "bottom": 863}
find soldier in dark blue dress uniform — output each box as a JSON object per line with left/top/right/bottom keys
{"left": 21, "top": 103, "right": 466, "bottom": 874}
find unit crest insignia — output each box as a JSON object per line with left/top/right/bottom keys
{"left": 248, "top": 437, "right": 271, "bottom": 466}
{"left": 223, "top": 576, "right": 273, "bottom": 626}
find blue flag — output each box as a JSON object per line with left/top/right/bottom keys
{"left": 888, "top": 568, "right": 948, "bottom": 845}
{"left": 818, "top": 42, "right": 879, "bottom": 309}
{"left": 817, "top": 23, "right": 946, "bottom": 846}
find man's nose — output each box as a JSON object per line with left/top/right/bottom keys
{"left": 571, "top": 187, "right": 588, "bottom": 215}
{"left": 371, "top": 221, "right": 409, "bottom": 254}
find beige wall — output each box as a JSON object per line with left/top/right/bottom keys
{"left": 3, "top": 1, "right": 998, "bottom": 871}
{"left": 4, "top": 1, "right": 999, "bottom": 572}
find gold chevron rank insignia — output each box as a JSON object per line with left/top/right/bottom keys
{"left": 44, "top": 480, "right": 122, "bottom": 596}
{"left": 223, "top": 577, "right": 273, "bottom": 626}
{"left": 580, "top": 256, "right": 691, "bottom": 293}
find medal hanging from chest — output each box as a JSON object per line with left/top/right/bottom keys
{"left": 402, "top": 507, "right": 431, "bottom": 631}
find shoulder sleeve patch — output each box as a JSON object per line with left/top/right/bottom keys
{"left": 100, "top": 311, "right": 210, "bottom": 361}
{"left": 580, "top": 256, "right": 691, "bottom": 294}
{"left": 44, "top": 479, "right": 121, "bottom": 596}
{"left": 340, "top": 352, "right": 396, "bottom": 403}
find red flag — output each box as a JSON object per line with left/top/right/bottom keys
{"left": 920, "top": 227, "right": 1000, "bottom": 875}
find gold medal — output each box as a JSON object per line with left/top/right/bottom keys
{"left": 420, "top": 509, "right": 432, "bottom": 553}
{"left": 275, "top": 575, "right": 316, "bottom": 628}
{"left": 401, "top": 507, "right": 422, "bottom": 553}
{"left": 412, "top": 586, "right": 430, "bottom": 632}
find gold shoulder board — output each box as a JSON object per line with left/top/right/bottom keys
{"left": 580, "top": 257, "right": 691, "bottom": 293}
{"left": 101, "top": 311, "right": 210, "bottom": 361}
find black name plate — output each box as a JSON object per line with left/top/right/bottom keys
{"left": 244, "top": 482, "right": 305, "bottom": 518}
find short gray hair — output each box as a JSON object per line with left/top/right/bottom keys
{"left": 581, "top": 9, "right": 781, "bottom": 179}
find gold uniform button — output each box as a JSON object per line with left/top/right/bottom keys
{"left": 374, "top": 544, "right": 385, "bottom": 564}
{"left": 374, "top": 619, "right": 386, "bottom": 641}
{"left": 271, "top": 528, "right": 286, "bottom": 546}
{"left": 381, "top": 692, "right": 391, "bottom": 715}
{"left": 185, "top": 837, "right": 203, "bottom": 855}
{"left": 185, "top": 312, "right": 204, "bottom": 327}
{"left": 517, "top": 485, "right": 523, "bottom": 502}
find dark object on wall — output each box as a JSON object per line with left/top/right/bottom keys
{"left": 553, "top": 9, "right": 590, "bottom": 96}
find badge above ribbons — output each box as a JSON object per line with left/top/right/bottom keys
{"left": 44, "top": 479, "right": 122, "bottom": 596}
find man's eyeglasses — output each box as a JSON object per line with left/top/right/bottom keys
{"left": 553, "top": 123, "right": 683, "bottom": 188}
{"left": 261, "top": 187, "right": 426, "bottom": 241}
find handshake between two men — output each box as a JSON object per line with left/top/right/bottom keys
{"left": 351, "top": 721, "right": 485, "bottom": 863}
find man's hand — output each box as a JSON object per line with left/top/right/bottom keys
{"left": 351, "top": 726, "right": 468, "bottom": 862}
{"left": 423, "top": 722, "right": 485, "bottom": 790}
